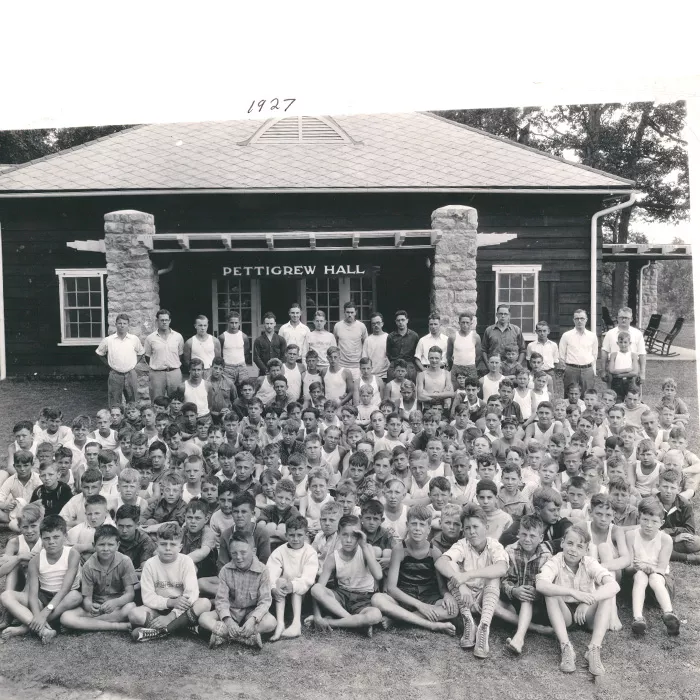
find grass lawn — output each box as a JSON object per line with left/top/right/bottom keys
{"left": 0, "top": 366, "right": 699, "bottom": 700}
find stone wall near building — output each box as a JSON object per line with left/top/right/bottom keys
{"left": 640, "top": 261, "right": 658, "bottom": 329}
{"left": 430, "top": 205, "right": 478, "bottom": 335}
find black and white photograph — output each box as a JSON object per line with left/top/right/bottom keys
{"left": 0, "top": 9, "right": 697, "bottom": 700}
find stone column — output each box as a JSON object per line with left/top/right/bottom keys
{"left": 430, "top": 205, "right": 478, "bottom": 333}
{"left": 104, "top": 210, "right": 160, "bottom": 401}
{"left": 640, "top": 261, "right": 658, "bottom": 328}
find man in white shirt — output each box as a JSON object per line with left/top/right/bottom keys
{"left": 333, "top": 301, "right": 368, "bottom": 383}
{"left": 361, "top": 312, "right": 390, "bottom": 379}
{"left": 96, "top": 313, "right": 144, "bottom": 408}
{"left": 183, "top": 315, "right": 221, "bottom": 379}
{"left": 307, "top": 310, "right": 336, "bottom": 370}
{"left": 143, "top": 309, "right": 185, "bottom": 400}
{"left": 557, "top": 309, "right": 598, "bottom": 393}
{"left": 415, "top": 313, "right": 449, "bottom": 369}
{"left": 279, "top": 303, "right": 310, "bottom": 363}
{"left": 601, "top": 306, "right": 647, "bottom": 385}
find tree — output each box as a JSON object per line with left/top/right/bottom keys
{"left": 435, "top": 103, "right": 689, "bottom": 309}
{"left": 656, "top": 238, "right": 694, "bottom": 321}
{"left": 0, "top": 125, "right": 132, "bottom": 165}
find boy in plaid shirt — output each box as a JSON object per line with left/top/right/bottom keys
{"left": 495, "top": 514, "right": 553, "bottom": 655}
{"left": 197, "top": 531, "right": 276, "bottom": 648}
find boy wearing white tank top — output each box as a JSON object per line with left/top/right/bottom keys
{"left": 479, "top": 355, "right": 505, "bottom": 402}
{"left": 282, "top": 345, "right": 305, "bottom": 403}
{"left": 0, "top": 514, "right": 82, "bottom": 643}
{"left": 353, "top": 357, "right": 384, "bottom": 408}
{"left": 624, "top": 497, "right": 679, "bottom": 636}
{"left": 184, "top": 315, "right": 221, "bottom": 380}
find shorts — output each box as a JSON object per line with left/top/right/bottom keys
{"left": 332, "top": 587, "right": 374, "bottom": 615}
{"left": 38, "top": 589, "right": 56, "bottom": 608}
{"left": 500, "top": 590, "right": 550, "bottom": 626}
{"left": 622, "top": 569, "right": 675, "bottom": 604}
{"left": 223, "top": 607, "right": 256, "bottom": 625}
{"left": 401, "top": 584, "right": 442, "bottom": 607}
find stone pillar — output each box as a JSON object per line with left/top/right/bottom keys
{"left": 430, "top": 205, "right": 478, "bottom": 334}
{"left": 640, "top": 261, "right": 659, "bottom": 328}
{"left": 104, "top": 210, "right": 160, "bottom": 401}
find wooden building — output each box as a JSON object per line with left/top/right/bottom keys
{"left": 0, "top": 112, "right": 635, "bottom": 377}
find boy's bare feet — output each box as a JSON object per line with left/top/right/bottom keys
{"left": 380, "top": 616, "right": 394, "bottom": 631}
{"left": 303, "top": 615, "right": 315, "bottom": 628}
{"left": 281, "top": 622, "right": 301, "bottom": 639}
{"left": 270, "top": 623, "right": 285, "bottom": 642}
{"left": 365, "top": 624, "right": 373, "bottom": 638}
{"left": 608, "top": 605, "right": 623, "bottom": 631}
{"left": 314, "top": 617, "right": 332, "bottom": 633}
{"left": 434, "top": 622, "right": 456, "bottom": 636}
{"left": 40, "top": 626, "right": 57, "bottom": 645}
{"left": 1, "top": 625, "right": 28, "bottom": 641}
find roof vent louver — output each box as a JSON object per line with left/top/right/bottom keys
{"left": 245, "top": 116, "right": 354, "bottom": 144}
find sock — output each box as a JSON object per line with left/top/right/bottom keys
{"left": 448, "top": 579, "right": 474, "bottom": 620}
{"left": 166, "top": 612, "right": 193, "bottom": 635}
{"left": 478, "top": 583, "right": 499, "bottom": 627}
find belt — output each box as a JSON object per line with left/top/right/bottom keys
{"left": 150, "top": 367, "right": 179, "bottom": 372}
{"left": 110, "top": 368, "right": 136, "bottom": 375}
{"left": 566, "top": 362, "right": 593, "bottom": 369}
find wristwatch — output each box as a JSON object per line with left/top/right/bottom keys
{"left": 46, "top": 603, "right": 55, "bottom": 611}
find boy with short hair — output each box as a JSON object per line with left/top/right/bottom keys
{"left": 115, "top": 504, "right": 156, "bottom": 577}
{"left": 607, "top": 477, "right": 638, "bottom": 528}
{"left": 536, "top": 524, "right": 620, "bottom": 676}
{"left": 657, "top": 467, "right": 700, "bottom": 564}
{"left": 310, "top": 514, "right": 383, "bottom": 634}
{"left": 431, "top": 502, "right": 463, "bottom": 554}
{"left": 0, "top": 515, "right": 82, "bottom": 643}
{"left": 625, "top": 497, "right": 679, "bottom": 636}
{"left": 447, "top": 450, "right": 476, "bottom": 506}
{"left": 561, "top": 476, "right": 589, "bottom": 521}
{"left": 198, "top": 532, "right": 276, "bottom": 649}
{"left": 60, "top": 524, "right": 137, "bottom": 633}
{"left": 476, "top": 479, "right": 513, "bottom": 539}
{"left": 656, "top": 376, "right": 689, "bottom": 427}
{"left": 67, "top": 495, "right": 114, "bottom": 561}
{"left": 257, "top": 479, "right": 301, "bottom": 549}
{"left": 30, "top": 461, "right": 72, "bottom": 516}
{"left": 128, "top": 522, "right": 211, "bottom": 641}
{"left": 0, "top": 450, "right": 42, "bottom": 529}
{"left": 360, "top": 499, "right": 398, "bottom": 570}
{"left": 628, "top": 438, "right": 662, "bottom": 497}
{"left": 311, "top": 500, "right": 343, "bottom": 572}
{"left": 0, "top": 503, "right": 44, "bottom": 605}
{"left": 435, "top": 503, "right": 508, "bottom": 658}
{"left": 498, "top": 464, "right": 529, "bottom": 519}
{"left": 141, "top": 472, "right": 188, "bottom": 530}
{"left": 299, "top": 467, "right": 333, "bottom": 539}
{"left": 405, "top": 450, "right": 431, "bottom": 505}
{"left": 495, "top": 514, "right": 553, "bottom": 655}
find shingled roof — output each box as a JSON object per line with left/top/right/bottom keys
{"left": 0, "top": 112, "right": 634, "bottom": 194}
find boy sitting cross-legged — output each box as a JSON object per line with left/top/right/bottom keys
{"left": 60, "top": 524, "right": 137, "bottom": 633}
{"left": 0, "top": 515, "right": 82, "bottom": 643}
{"left": 495, "top": 514, "right": 553, "bottom": 655}
{"left": 657, "top": 466, "right": 700, "bottom": 564}
{"left": 267, "top": 514, "right": 319, "bottom": 640}
{"left": 536, "top": 524, "right": 620, "bottom": 677}
{"left": 371, "top": 504, "right": 459, "bottom": 635}
{"left": 128, "top": 522, "right": 211, "bottom": 641}
{"left": 310, "top": 514, "right": 383, "bottom": 635}
{"left": 198, "top": 532, "right": 277, "bottom": 649}
{"left": 435, "top": 503, "right": 509, "bottom": 658}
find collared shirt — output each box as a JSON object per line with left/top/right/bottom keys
{"left": 526, "top": 339, "right": 560, "bottom": 370}
{"left": 660, "top": 495, "right": 695, "bottom": 536}
{"left": 333, "top": 320, "right": 368, "bottom": 368}
{"left": 143, "top": 330, "right": 184, "bottom": 370}
{"left": 502, "top": 542, "right": 552, "bottom": 599}
{"left": 536, "top": 552, "right": 613, "bottom": 603}
{"left": 415, "top": 333, "right": 449, "bottom": 366}
{"left": 215, "top": 557, "right": 272, "bottom": 623}
{"left": 252, "top": 332, "right": 287, "bottom": 373}
{"left": 0, "top": 472, "right": 42, "bottom": 504}
{"left": 602, "top": 326, "right": 647, "bottom": 357}
{"left": 558, "top": 328, "right": 598, "bottom": 367}
{"left": 279, "top": 322, "right": 310, "bottom": 361}
{"left": 81, "top": 551, "right": 138, "bottom": 605}
{"left": 96, "top": 332, "right": 144, "bottom": 372}
{"left": 218, "top": 525, "right": 272, "bottom": 567}
{"left": 443, "top": 537, "right": 508, "bottom": 591}
{"left": 387, "top": 329, "right": 420, "bottom": 365}
{"left": 482, "top": 323, "right": 525, "bottom": 359}
{"left": 612, "top": 504, "right": 639, "bottom": 528}
{"left": 361, "top": 332, "right": 390, "bottom": 377}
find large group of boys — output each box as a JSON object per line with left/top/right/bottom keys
{"left": 0, "top": 302, "right": 697, "bottom": 682}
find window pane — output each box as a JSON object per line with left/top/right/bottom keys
{"left": 511, "top": 289, "right": 522, "bottom": 303}
{"left": 523, "top": 288, "right": 534, "bottom": 303}
{"left": 510, "top": 274, "right": 522, "bottom": 288}
{"left": 522, "top": 273, "right": 534, "bottom": 288}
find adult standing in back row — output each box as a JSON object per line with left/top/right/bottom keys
{"left": 387, "top": 310, "right": 421, "bottom": 382}
{"left": 481, "top": 305, "right": 525, "bottom": 370}
{"left": 143, "top": 309, "right": 185, "bottom": 400}
{"left": 446, "top": 311, "right": 481, "bottom": 384}
{"left": 279, "top": 302, "right": 310, "bottom": 363}
{"left": 333, "top": 301, "right": 368, "bottom": 384}
{"left": 601, "top": 306, "right": 647, "bottom": 386}
{"left": 557, "top": 309, "right": 598, "bottom": 393}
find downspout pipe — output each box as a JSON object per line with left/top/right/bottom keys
{"left": 590, "top": 192, "right": 639, "bottom": 336}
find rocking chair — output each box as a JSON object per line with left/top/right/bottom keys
{"left": 647, "top": 317, "right": 684, "bottom": 357}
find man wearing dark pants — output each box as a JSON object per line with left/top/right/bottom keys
{"left": 387, "top": 310, "right": 421, "bottom": 382}
{"left": 557, "top": 309, "right": 598, "bottom": 394}
{"left": 96, "top": 313, "right": 144, "bottom": 408}
{"left": 143, "top": 309, "right": 185, "bottom": 400}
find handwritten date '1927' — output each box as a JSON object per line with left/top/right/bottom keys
{"left": 247, "top": 98, "right": 296, "bottom": 114}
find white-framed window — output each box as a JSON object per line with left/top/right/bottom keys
{"left": 492, "top": 264, "right": 541, "bottom": 340}
{"left": 55, "top": 269, "right": 107, "bottom": 346}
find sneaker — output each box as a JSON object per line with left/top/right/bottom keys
{"left": 186, "top": 607, "right": 199, "bottom": 626}
{"left": 632, "top": 617, "right": 647, "bottom": 636}
{"left": 208, "top": 625, "right": 227, "bottom": 649}
{"left": 584, "top": 645, "right": 605, "bottom": 676}
{"left": 131, "top": 627, "right": 167, "bottom": 642}
{"left": 237, "top": 631, "right": 262, "bottom": 648}
{"left": 473, "top": 623, "right": 490, "bottom": 659}
{"left": 559, "top": 642, "right": 576, "bottom": 673}
{"left": 459, "top": 614, "right": 476, "bottom": 649}
{"left": 662, "top": 612, "right": 680, "bottom": 636}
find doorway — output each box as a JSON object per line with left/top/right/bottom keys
{"left": 260, "top": 278, "right": 301, "bottom": 330}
